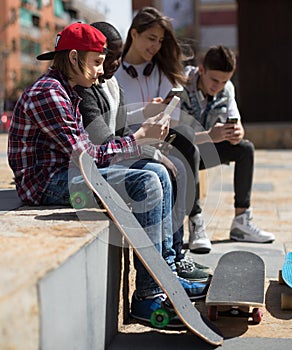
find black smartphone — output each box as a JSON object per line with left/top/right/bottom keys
{"left": 165, "top": 133, "right": 176, "bottom": 144}
{"left": 226, "top": 116, "right": 239, "bottom": 124}
{"left": 161, "top": 133, "right": 176, "bottom": 152}
{"left": 164, "top": 86, "right": 184, "bottom": 103}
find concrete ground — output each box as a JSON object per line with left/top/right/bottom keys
{"left": 1, "top": 134, "right": 291, "bottom": 349}
{"left": 110, "top": 149, "right": 292, "bottom": 349}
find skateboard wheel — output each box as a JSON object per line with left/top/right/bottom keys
{"left": 70, "top": 191, "right": 88, "bottom": 209}
{"left": 281, "top": 293, "right": 292, "bottom": 310}
{"left": 208, "top": 306, "right": 218, "bottom": 321}
{"left": 252, "top": 308, "right": 263, "bottom": 324}
{"left": 150, "top": 308, "right": 169, "bottom": 328}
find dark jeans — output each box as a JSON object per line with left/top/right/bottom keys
{"left": 197, "top": 139, "right": 254, "bottom": 212}
{"left": 170, "top": 124, "right": 255, "bottom": 218}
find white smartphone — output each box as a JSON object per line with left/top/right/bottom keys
{"left": 164, "top": 96, "right": 180, "bottom": 116}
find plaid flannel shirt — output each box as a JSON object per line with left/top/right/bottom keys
{"left": 8, "top": 68, "right": 140, "bottom": 205}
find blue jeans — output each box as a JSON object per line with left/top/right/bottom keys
{"left": 123, "top": 156, "right": 187, "bottom": 262}
{"left": 41, "top": 161, "right": 176, "bottom": 298}
{"left": 118, "top": 159, "right": 177, "bottom": 272}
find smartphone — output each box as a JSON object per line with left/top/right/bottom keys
{"left": 226, "top": 116, "right": 239, "bottom": 124}
{"left": 163, "top": 96, "right": 180, "bottom": 116}
{"left": 164, "top": 133, "right": 176, "bottom": 144}
{"left": 161, "top": 133, "right": 176, "bottom": 152}
{"left": 164, "top": 86, "right": 184, "bottom": 103}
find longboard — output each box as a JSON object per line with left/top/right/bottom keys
{"left": 279, "top": 251, "right": 292, "bottom": 309}
{"left": 206, "top": 251, "right": 265, "bottom": 324}
{"left": 78, "top": 151, "right": 223, "bottom": 346}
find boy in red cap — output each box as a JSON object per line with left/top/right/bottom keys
{"left": 8, "top": 22, "right": 206, "bottom": 316}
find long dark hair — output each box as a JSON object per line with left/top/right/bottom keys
{"left": 123, "top": 7, "right": 187, "bottom": 86}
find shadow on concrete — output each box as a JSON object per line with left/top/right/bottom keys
{"left": 265, "top": 280, "right": 292, "bottom": 320}
{"left": 195, "top": 301, "right": 248, "bottom": 340}
{"left": 108, "top": 330, "right": 220, "bottom": 349}
{"left": 35, "top": 209, "right": 108, "bottom": 222}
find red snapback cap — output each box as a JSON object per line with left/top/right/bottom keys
{"left": 37, "top": 22, "right": 107, "bottom": 61}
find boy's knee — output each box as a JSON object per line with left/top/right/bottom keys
{"left": 240, "top": 139, "right": 255, "bottom": 155}
{"left": 174, "top": 124, "right": 194, "bottom": 143}
{"left": 145, "top": 171, "right": 163, "bottom": 195}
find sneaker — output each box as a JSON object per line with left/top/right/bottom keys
{"left": 180, "top": 250, "right": 213, "bottom": 273}
{"left": 177, "top": 276, "right": 208, "bottom": 300}
{"left": 188, "top": 214, "right": 212, "bottom": 253}
{"left": 230, "top": 208, "right": 275, "bottom": 243}
{"left": 176, "top": 258, "right": 212, "bottom": 283}
{"left": 131, "top": 292, "right": 184, "bottom": 328}
{"left": 183, "top": 255, "right": 213, "bottom": 275}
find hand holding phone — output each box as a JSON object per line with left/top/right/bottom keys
{"left": 164, "top": 86, "right": 184, "bottom": 103}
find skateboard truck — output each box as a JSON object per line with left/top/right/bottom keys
{"left": 208, "top": 305, "right": 263, "bottom": 324}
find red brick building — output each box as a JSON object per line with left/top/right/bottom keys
{"left": 0, "top": 0, "right": 103, "bottom": 113}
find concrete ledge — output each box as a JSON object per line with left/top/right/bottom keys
{"left": 0, "top": 197, "right": 122, "bottom": 350}
{"left": 0, "top": 189, "right": 22, "bottom": 213}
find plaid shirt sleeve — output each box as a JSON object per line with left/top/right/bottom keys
{"left": 27, "top": 80, "right": 140, "bottom": 164}
{"left": 8, "top": 74, "right": 140, "bottom": 204}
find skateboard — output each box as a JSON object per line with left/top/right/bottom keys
{"left": 278, "top": 251, "right": 292, "bottom": 309}
{"left": 206, "top": 251, "right": 265, "bottom": 324}
{"left": 78, "top": 151, "right": 223, "bottom": 346}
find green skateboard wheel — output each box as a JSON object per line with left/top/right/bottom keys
{"left": 70, "top": 191, "right": 88, "bottom": 209}
{"left": 150, "top": 308, "right": 170, "bottom": 328}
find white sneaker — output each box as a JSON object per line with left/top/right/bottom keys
{"left": 188, "top": 214, "right": 211, "bottom": 253}
{"left": 230, "top": 208, "right": 275, "bottom": 243}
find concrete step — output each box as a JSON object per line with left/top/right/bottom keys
{"left": 0, "top": 196, "right": 122, "bottom": 350}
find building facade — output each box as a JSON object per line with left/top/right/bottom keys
{"left": 0, "top": 0, "right": 104, "bottom": 114}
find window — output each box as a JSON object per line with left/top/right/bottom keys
{"left": 32, "top": 14, "right": 40, "bottom": 27}
{"left": 20, "top": 38, "right": 40, "bottom": 56}
{"left": 54, "top": 0, "right": 64, "bottom": 18}
{"left": 20, "top": 8, "right": 41, "bottom": 28}
{"left": 20, "top": 8, "right": 32, "bottom": 27}
{"left": 11, "top": 39, "right": 17, "bottom": 52}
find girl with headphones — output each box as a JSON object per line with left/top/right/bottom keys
{"left": 115, "top": 7, "right": 212, "bottom": 283}
{"left": 115, "top": 6, "right": 186, "bottom": 128}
